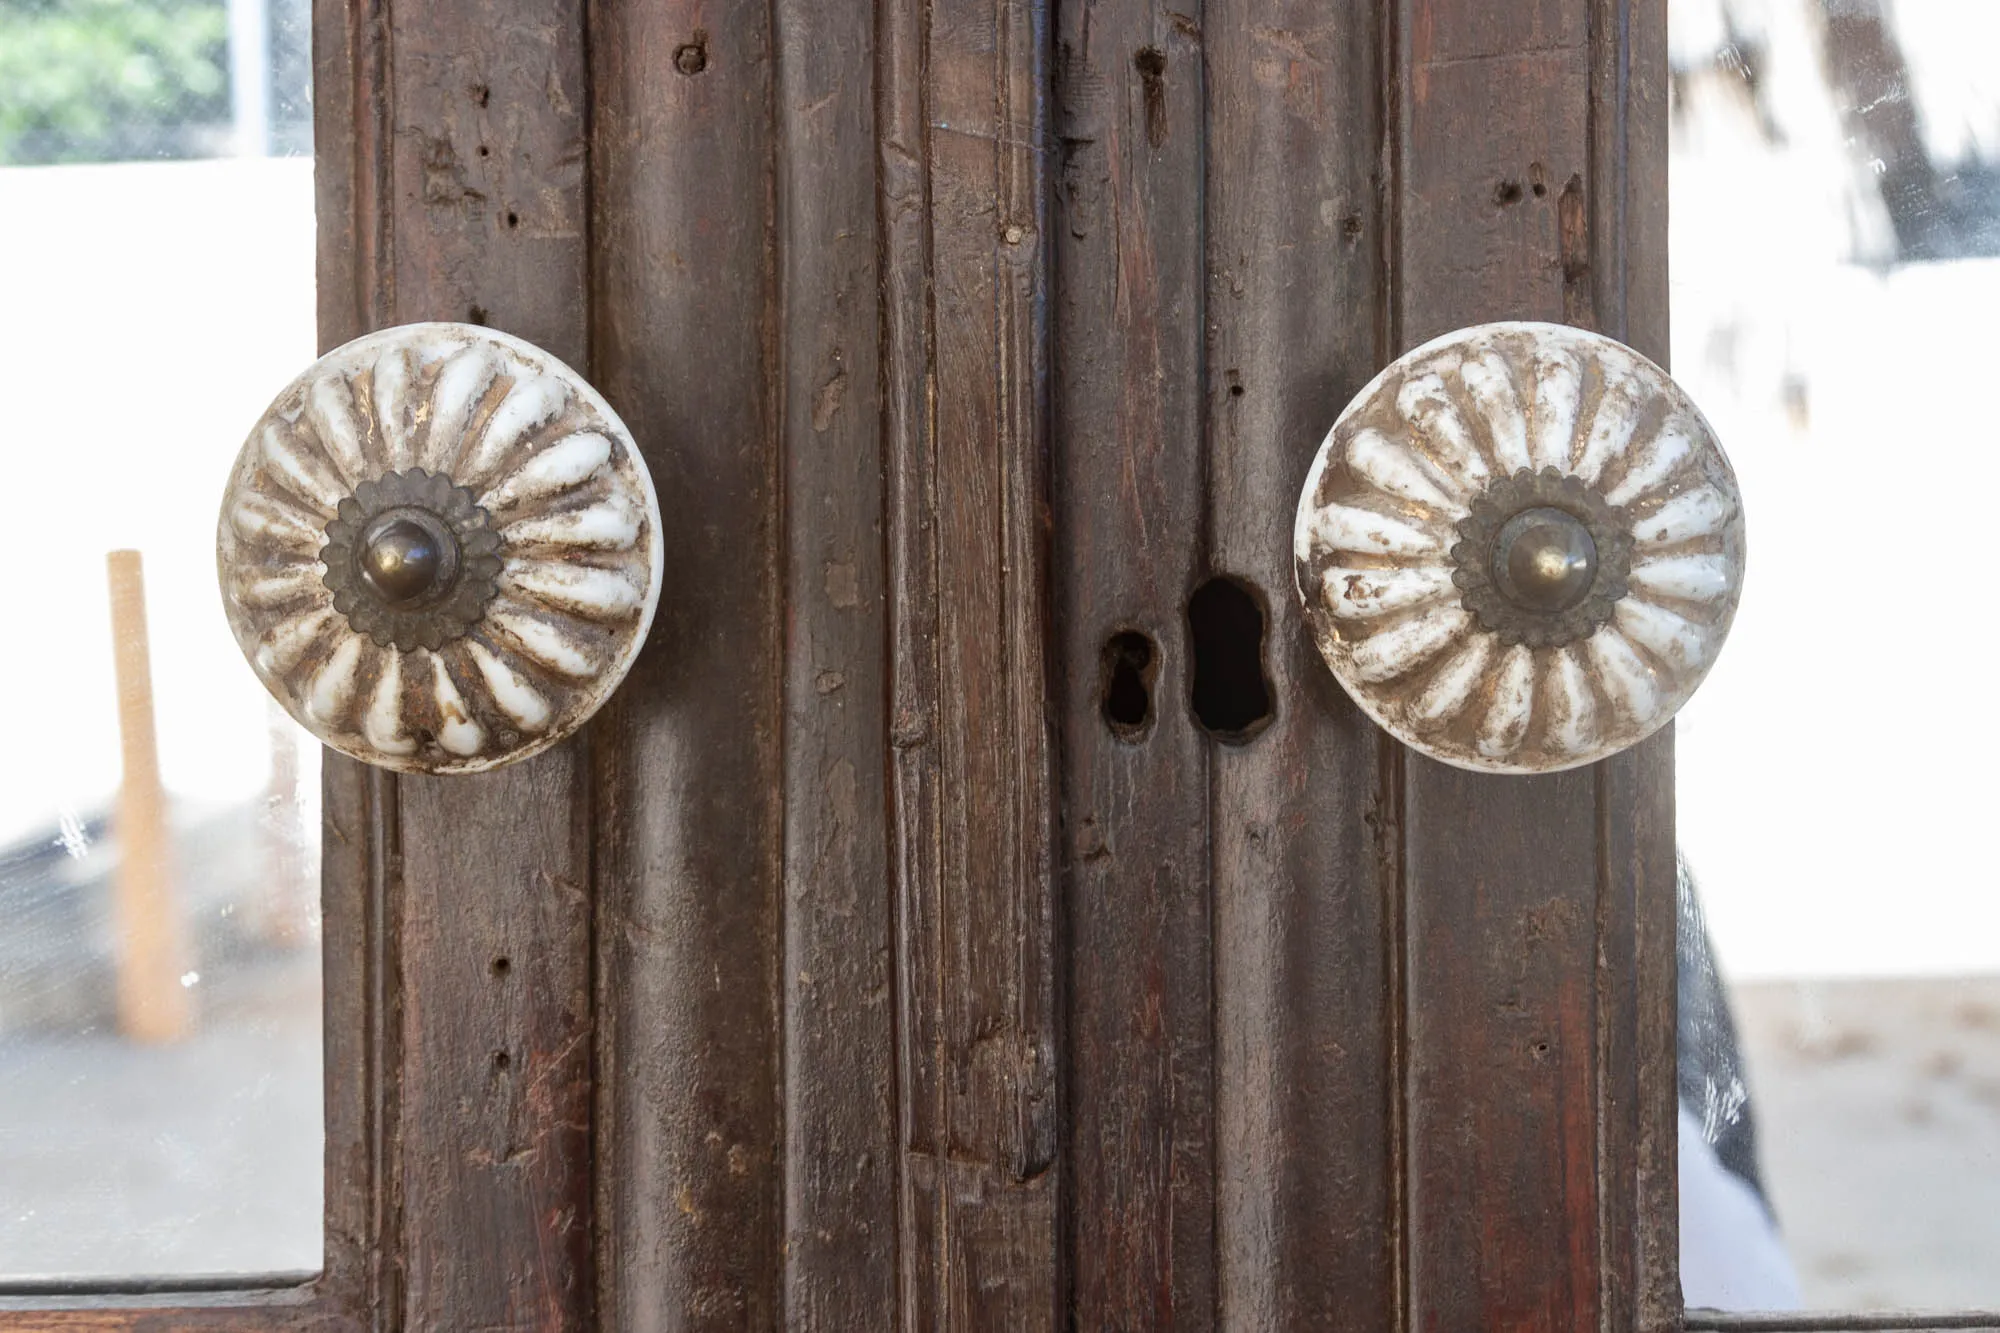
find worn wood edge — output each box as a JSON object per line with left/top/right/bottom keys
{"left": 1198, "top": 0, "right": 1398, "bottom": 1321}
{"left": 319, "top": 0, "right": 398, "bottom": 1324}
{"left": 772, "top": 0, "right": 900, "bottom": 1323}
{"left": 1382, "top": 0, "right": 1672, "bottom": 1326}
{"left": 1688, "top": 1317, "right": 2000, "bottom": 1333}
{"left": 586, "top": 0, "right": 785, "bottom": 1324}
{"left": 875, "top": 0, "right": 936, "bottom": 1319}
{"left": 363, "top": 0, "right": 598, "bottom": 1323}
{"left": 883, "top": 0, "right": 1061, "bottom": 1317}
{"left": 1050, "top": 1, "right": 1215, "bottom": 1323}
{"left": 0, "top": 4, "right": 412, "bottom": 1328}
{"left": 1590, "top": 0, "right": 1679, "bottom": 1326}
{"left": 0, "top": 1288, "right": 360, "bottom": 1333}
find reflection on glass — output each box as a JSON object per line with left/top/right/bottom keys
{"left": 0, "top": 0, "right": 320, "bottom": 1282}
{"left": 1672, "top": 0, "right": 2000, "bottom": 1312}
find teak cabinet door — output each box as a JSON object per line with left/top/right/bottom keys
{"left": 309, "top": 0, "right": 1675, "bottom": 1327}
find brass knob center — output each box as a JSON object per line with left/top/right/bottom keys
{"left": 1492, "top": 506, "right": 1597, "bottom": 614}
{"left": 360, "top": 516, "right": 451, "bottom": 604}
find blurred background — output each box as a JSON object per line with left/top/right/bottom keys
{"left": 1670, "top": 0, "right": 2000, "bottom": 1310}
{"left": 0, "top": 0, "right": 321, "bottom": 1282}
{"left": 0, "top": 0, "right": 1995, "bottom": 1310}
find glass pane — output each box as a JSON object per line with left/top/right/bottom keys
{"left": 1672, "top": 0, "right": 2000, "bottom": 1312}
{"left": 0, "top": 0, "right": 321, "bottom": 1282}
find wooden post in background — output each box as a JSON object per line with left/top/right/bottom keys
{"left": 105, "top": 548, "right": 188, "bottom": 1044}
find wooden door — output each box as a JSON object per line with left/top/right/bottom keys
{"left": 0, "top": 0, "right": 1681, "bottom": 1328}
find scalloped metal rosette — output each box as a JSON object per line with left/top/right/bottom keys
{"left": 217, "top": 323, "right": 664, "bottom": 774}
{"left": 1293, "top": 322, "right": 1745, "bottom": 774}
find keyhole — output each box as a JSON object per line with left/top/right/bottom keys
{"left": 1100, "top": 630, "right": 1157, "bottom": 739}
{"left": 1188, "top": 576, "right": 1274, "bottom": 742}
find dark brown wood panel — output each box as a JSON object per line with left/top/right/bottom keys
{"left": 1201, "top": 4, "right": 1399, "bottom": 1328}
{"left": 886, "top": 0, "right": 1060, "bottom": 1323}
{"left": 774, "top": 0, "right": 900, "bottom": 1325}
{"left": 376, "top": 1, "right": 598, "bottom": 1324}
{"left": 0, "top": 1, "right": 1702, "bottom": 1329}
{"left": 1389, "top": 0, "right": 1679, "bottom": 1328}
{"left": 1050, "top": 0, "right": 1213, "bottom": 1324}
{"left": 589, "top": 0, "right": 785, "bottom": 1326}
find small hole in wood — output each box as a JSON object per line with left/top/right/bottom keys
{"left": 491, "top": 956, "right": 511, "bottom": 977}
{"left": 468, "top": 304, "right": 489, "bottom": 325}
{"left": 477, "top": 145, "right": 490, "bottom": 158}
{"left": 1101, "top": 630, "right": 1157, "bottom": 740}
{"left": 505, "top": 211, "right": 520, "bottom": 228}
{"left": 1494, "top": 179, "right": 1525, "bottom": 206}
{"left": 1134, "top": 47, "right": 1168, "bottom": 147}
{"left": 1531, "top": 180, "right": 1547, "bottom": 198}
{"left": 1188, "top": 576, "right": 1274, "bottom": 743}
{"left": 493, "top": 1050, "right": 511, "bottom": 1071}
{"left": 675, "top": 33, "right": 709, "bottom": 75}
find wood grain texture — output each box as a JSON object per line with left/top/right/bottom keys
{"left": 375, "top": 0, "right": 598, "bottom": 1325}
{"left": 1388, "top": 0, "right": 1679, "bottom": 1328}
{"left": 1050, "top": 1, "right": 1213, "bottom": 1324}
{"left": 1202, "top": 3, "right": 1398, "bottom": 1328}
{"left": 588, "top": 0, "right": 785, "bottom": 1326}
{"left": 884, "top": 0, "right": 1060, "bottom": 1323}
{"left": 0, "top": 1295, "right": 352, "bottom": 1333}
{"left": 0, "top": 1, "right": 1698, "bottom": 1328}
{"left": 774, "top": 0, "right": 900, "bottom": 1325}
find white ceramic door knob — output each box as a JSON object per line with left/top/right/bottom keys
{"left": 1293, "top": 321, "right": 1745, "bottom": 774}
{"left": 217, "top": 323, "right": 663, "bottom": 774}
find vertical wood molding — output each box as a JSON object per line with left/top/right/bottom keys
{"left": 1203, "top": 2, "right": 1398, "bottom": 1328}
{"left": 1050, "top": 1, "right": 1214, "bottom": 1325}
{"left": 884, "top": 0, "right": 1061, "bottom": 1322}
{"left": 377, "top": 3, "right": 598, "bottom": 1324}
{"left": 1387, "top": 1, "right": 1678, "bottom": 1329}
{"left": 774, "top": 0, "right": 901, "bottom": 1326}
{"left": 588, "top": 0, "right": 785, "bottom": 1326}
{"left": 313, "top": 2, "right": 393, "bottom": 1325}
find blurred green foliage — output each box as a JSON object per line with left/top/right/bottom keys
{"left": 0, "top": 0, "right": 230, "bottom": 165}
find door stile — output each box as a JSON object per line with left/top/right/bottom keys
{"left": 1386, "top": 0, "right": 1679, "bottom": 1328}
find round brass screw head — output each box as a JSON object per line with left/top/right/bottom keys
{"left": 1494, "top": 506, "right": 1597, "bottom": 613}
{"left": 360, "top": 516, "right": 449, "bottom": 604}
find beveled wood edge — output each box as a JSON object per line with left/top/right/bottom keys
{"left": 0, "top": 3, "right": 389, "bottom": 1325}
{"left": 1688, "top": 1313, "right": 2000, "bottom": 1332}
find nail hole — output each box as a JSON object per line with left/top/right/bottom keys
{"left": 675, "top": 32, "right": 709, "bottom": 75}
{"left": 1531, "top": 181, "right": 1547, "bottom": 198}
{"left": 1100, "top": 630, "right": 1157, "bottom": 740}
{"left": 505, "top": 211, "right": 520, "bottom": 228}
{"left": 477, "top": 145, "right": 490, "bottom": 158}
{"left": 468, "top": 304, "right": 489, "bottom": 325}
{"left": 493, "top": 1050, "right": 511, "bottom": 1071}
{"left": 1188, "top": 576, "right": 1274, "bottom": 742}
{"left": 1494, "top": 179, "right": 1525, "bottom": 206}
{"left": 1134, "top": 47, "right": 1168, "bottom": 147}
{"left": 1228, "top": 384, "right": 1245, "bottom": 398}
{"left": 491, "top": 956, "right": 511, "bottom": 977}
